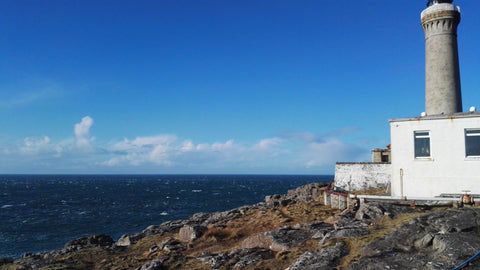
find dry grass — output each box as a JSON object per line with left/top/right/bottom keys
{"left": 349, "top": 187, "right": 389, "bottom": 196}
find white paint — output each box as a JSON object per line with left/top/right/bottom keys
{"left": 334, "top": 163, "right": 391, "bottom": 191}
{"left": 390, "top": 114, "right": 480, "bottom": 197}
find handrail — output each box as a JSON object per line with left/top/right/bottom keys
{"left": 325, "top": 180, "right": 348, "bottom": 198}
{"left": 452, "top": 249, "right": 480, "bottom": 270}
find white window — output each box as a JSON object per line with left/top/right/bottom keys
{"left": 414, "top": 131, "right": 430, "bottom": 158}
{"left": 465, "top": 129, "right": 480, "bottom": 157}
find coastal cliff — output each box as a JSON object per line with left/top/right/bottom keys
{"left": 2, "top": 183, "right": 480, "bottom": 269}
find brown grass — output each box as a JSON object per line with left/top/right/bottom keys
{"left": 350, "top": 187, "right": 389, "bottom": 196}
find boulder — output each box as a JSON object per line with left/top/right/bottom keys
{"left": 178, "top": 225, "right": 207, "bottom": 242}
{"left": 116, "top": 232, "right": 145, "bottom": 247}
{"left": 240, "top": 226, "right": 312, "bottom": 251}
{"left": 319, "top": 227, "right": 369, "bottom": 246}
{"left": 355, "top": 203, "right": 388, "bottom": 220}
{"left": 413, "top": 233, "right": 434, "bottom": 249}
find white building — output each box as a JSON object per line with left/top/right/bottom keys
{"left": 390, "top": 112, "right": 480, "bottom": 197}
{"left": 334, "top": 1, "right": 480, "bottom": 197}
{"left": 389, "top": 0, "right": 480, "bottom": 198}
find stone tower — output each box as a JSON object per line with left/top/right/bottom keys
{"left": 421, "top": 0, "right": 462, "bottom": 115}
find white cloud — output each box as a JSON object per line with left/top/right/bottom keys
{"left": 74, "top": 116, "right": 94, "bottom": 149}
{"left": 0, "top": 115, "right": 367, "bottom": 174}
{"left": 20, "top": 136, "right": 52, "bottom": 155}
{"left": 105, "top": 135, "right": 178, "bottom": 166}
{"left": 180, "top": 140, "right": 195, "bottom": 152}
{"left": 254, "top": 138, "right": 283, "bottom": 150}
{"left": 100, "top": 132, "right": 366, "bottom": 173}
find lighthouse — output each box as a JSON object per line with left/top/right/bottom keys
{"left": 334, "top": 0, "right": 480, "bottom": 198}
{"left": 387, "top": 0, "right": 480, "bottom": 198}
{"left": 421, "top": 0, "right": 462, "bottom": 115}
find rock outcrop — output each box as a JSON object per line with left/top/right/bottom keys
{"left": 265, "top": 183, "right": 326, "bottom": 208}
{"left": 3, "top": 182, "right": 480, "bottom": 270}
{"left": 240, "top": 226, "right": 313, "bottom": 251}
{"left": 350, "top": 208, "right": 480, "bottom": 270}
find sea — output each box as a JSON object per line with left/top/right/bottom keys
{"left": 0, "top": 174, "right": 332, "bottom": 259}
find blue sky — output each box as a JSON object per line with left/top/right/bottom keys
{"left": 1, "top": 0, "right": 479, "bottom": 174}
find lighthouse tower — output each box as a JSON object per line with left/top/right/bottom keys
{"left": 421, "top": 0, "right": 462, "bottom": 115}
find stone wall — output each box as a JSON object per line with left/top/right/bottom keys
{"left": 334, "top": 162, "right": 391, "bottom": 192}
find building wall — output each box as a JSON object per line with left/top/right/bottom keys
{"left": 334, "top": 162, "right": 391, "bottom": 191}
{"left": 390, "top": 114, "right": 480, "bottom": 197}
{"left": 372, "top": 148, "right": 391, "bottom": 163}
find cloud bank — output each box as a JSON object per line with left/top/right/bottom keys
{"left": 0, "top": 116, "right": 368, "bottom": 174}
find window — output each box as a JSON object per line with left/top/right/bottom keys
{"left": 414, "top": 131, "right": 430, "bottom": 158}
{"left": 465, "top": 129, "right": 480, "bottom": 157}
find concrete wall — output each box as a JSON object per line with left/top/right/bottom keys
{"left": 334, "top": 162, "right": 391, "bottom": 191}
{"left": 390, "top": 114, "right": 480, "bottom": 197}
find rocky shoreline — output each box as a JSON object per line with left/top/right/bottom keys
{"left": 2, "top": 182, "right": 480, "bottom": 269}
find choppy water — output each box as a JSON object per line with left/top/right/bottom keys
{"left": 0, "top": 174, "right": 332, "bottom": 258}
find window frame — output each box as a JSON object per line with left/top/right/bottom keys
{"left": 465, "top": 129, "right": 480, "bottom": 158}
{"left": 414, "top": 131, "right": 431, "bottom": 159}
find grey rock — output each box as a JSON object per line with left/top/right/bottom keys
{"left": 355, "top": 203, "right": 388, "bottom": 220}
{"left": 178, "top": 225, "right": 207, "bottom": 242}
{"left": 355, "top": 202, "right": 417, "bottom": 221}
{"left": 240, "top": 226, "right": 312, "bottom": 251}
{"left": 202, "top": 207, "right": 248, "bottom": 226}
{"left": 320, "top": 227, "right": 369, "bottom": 246}
{"left": 265, "top": 183, "right": 326, "bottom": 208}
{"left": 65, "top": 234, "right": 114, "bottom": 250}
{"left": 135, "top": 258, "right": 168, "bottom": 270}
{"left": 232, "top": 248, "right": 275, "bottom": 268}
{"left": 429, "top": 209, "right": 479, "bottom": 233}
{"left": 116, "top": 219, "right": 189, "bottom": 246}
{"left": 197, "top": 252, "right": 232, "bottom": 269}
{"left": 159, "top": 238, "right": 186, "bottom": 252}
{"left": 350, "top": 208, "right": 480, "bottom": 270}
{"left": 286, "top": 242, "right": 346, "bottom": 270}
{"left": 414, "top": 233, "right": 434, "bottom": 249}
{"left": 116, "top": 232, "right": 145, "bottom": 247}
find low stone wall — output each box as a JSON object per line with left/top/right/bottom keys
{"left": 334, "top": 162, "right": 391, "bottom": 192}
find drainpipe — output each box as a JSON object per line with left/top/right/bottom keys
{"left": 400, "top": 168, "right": 404, "bottom": 199}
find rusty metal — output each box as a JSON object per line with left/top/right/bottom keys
{"left": 462, "top": 190, "right": 472, "bottom": 205}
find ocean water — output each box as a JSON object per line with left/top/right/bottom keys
{"left": 0, "top": 174, "right": 332, "bottom": 259}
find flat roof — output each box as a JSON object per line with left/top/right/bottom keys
{"left": 389, "top": 111, "right": 480, "bottom": 122}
